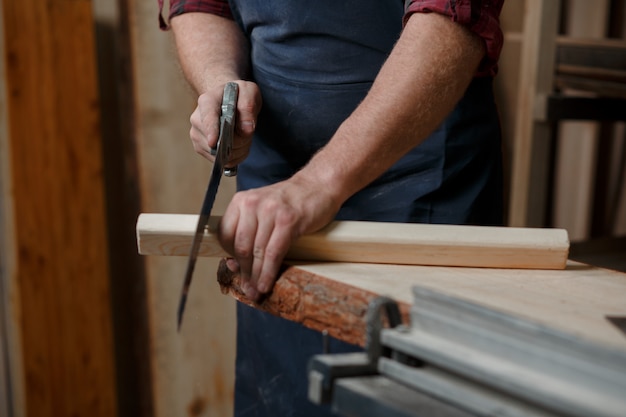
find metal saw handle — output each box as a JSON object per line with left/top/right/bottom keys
{"left": 211, "top": 82, "right": 239, "bottom": 176}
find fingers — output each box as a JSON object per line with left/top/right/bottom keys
{"left": 227, "top": 82, "right": 262, "bottom": 167}
{"left": 189, "top": 95, "right": 220, "bottom": 160}
{"left": 236, "top": 82, "right": 261, "bottom": 138}
{"left": 218, "top": 190, "right": 294, "bottom": 301}
{"left": 256, "top": 220, "right": 293, "bottom": 294}
{"left": 189, "top": 81, "right": 261, "bottom": 165}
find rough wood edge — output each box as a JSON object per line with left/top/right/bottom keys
{"left": 216, "top": 259, "right": 411, "bottom": 347}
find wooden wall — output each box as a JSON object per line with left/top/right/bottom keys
{"left": 126, "top": 0, "right": 238, "bottom": 416}
{"left": 92, "top": 0, "right": 153, "bottom": 415}
{"left": 0, "top": 2, "right": 19, "bottom": 415}
{"left": 1, "top": 0, "right": 117, "bottom": 416}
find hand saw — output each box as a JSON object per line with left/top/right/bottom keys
{"left": 177, "top": 82, "right": 239, "bottom": 330}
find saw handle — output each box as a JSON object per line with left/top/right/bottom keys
{"left": 210, "top": 82, "right": 239, "bottom": 176}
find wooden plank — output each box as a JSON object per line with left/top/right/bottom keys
{"left": 546, "top": 96, "right": 626, "bottom": 120}
{"left": 1, "top": 0, "right": 117, "bottom": 416}
{"left": 556, "top": 65, "right": 626, "bottom": 84}
{"left": 552, "top": 0, "right": 611, "bottom": 241}
{"left": 92, "top": 1, "right": 153, "bottom": 416}
{"left": 217, "top": 259, "right": 626, "bottom": 352}
{"left": 554, "top": 75, "right": 626, "bottom": 99}
{"left": 137, "top": 213, "right": 570, "bottom": 270}
{"left": 508, "top": 0, "right": 561, "bottom": 227}
{"left": 0, "top": 2, "right": 20, "bottom": 415}
{"left": 496, "top": 1, "right": 526, "bottom": 224}
{"left": 127, "top": 1, "right": 237, "bottom": 415}
{"left": 556, "top": 36, "right": 626, "bottom": 72}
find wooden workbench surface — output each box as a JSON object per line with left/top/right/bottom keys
{"left": 218, "top": 260, "right": 626, "bottom": 352}
{"left": 136, "top": 213, "right": 624, "bottom": 352}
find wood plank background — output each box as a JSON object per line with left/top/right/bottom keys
{"left": 1, "top": 0, "right": 117, "bottom": 415}
{"left": 126, "top": 0, "right": 238, "bottom": 416}
{"left": 0, "top": 1, "right": 17, "bottom": 415}
{"left": 93, "top": 0, "right": 153, "bottom": 415}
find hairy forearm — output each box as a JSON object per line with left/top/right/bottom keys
{"left": 296, "top": 12, "right": 486, "bottom": 204}
{"left": 170, "top": 12, "right": 249, "bottom": 94}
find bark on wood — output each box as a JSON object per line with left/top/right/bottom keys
{"left": 217, "top": 259, "right": 626, "bottom": 352}
{"left": 216, "top": 259, "right": 411, "bottom": 347}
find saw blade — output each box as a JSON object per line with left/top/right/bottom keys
{"left": 177, "top": 82, "right": 238, "bottom": 330}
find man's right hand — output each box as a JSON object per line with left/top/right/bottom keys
{"left": 189, "top": 80, "right": 262, "bottom": 168}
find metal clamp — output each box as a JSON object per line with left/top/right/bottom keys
{"left": 307, "top": 296, "right": 403, "bottom": 405}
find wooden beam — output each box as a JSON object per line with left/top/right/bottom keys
{"left": 0, "top": 1, "right": 20, "bottom": 415}
{"left": 546, "top": 96, "right": 626, "bottom": 120}
{"left": 137, "top": 213, "right": 570, "bottom": 270}
{"left": 127, "top": 1, "right": 238, "bottom": 414}
{"left": 93, "top": 1, "right": 153, "bottom": 415}
{"left": 508, "top": 0, "right": 561, "bottom": 227}
{"left": 556, "top": 36, "right": 626, "bottom": 72}
{"left": 217, "top": 259, "right": 626, "bottom": 351}
{"left": 1, "top": 0, "right": 117, "bottom": 416}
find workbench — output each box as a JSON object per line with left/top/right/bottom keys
{"left": 218, "top": 260, "right": 626, "bottom": 417}
{"left": 217, "top": 259, "right": 626, "bottom": 351}
{"left": 137, "top": 214, "right": 626, "bottom": 416}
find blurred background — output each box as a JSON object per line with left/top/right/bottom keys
{"left": 1, "top": 1, "right": 624, "bottom": 416}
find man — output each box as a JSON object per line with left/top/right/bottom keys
{"left": 160, "top": 1, "right": 504, "bottom": 415}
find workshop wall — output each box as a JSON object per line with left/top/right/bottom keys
{"left": 1, "top": 0, "right": 117, "bottom": 416}
{"left": 118, "top": 0, "right": 238, "bottom": 416}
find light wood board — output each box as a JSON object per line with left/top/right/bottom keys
{"left": 508, "top": 0, "right": 561, "bottom": 227}
{"left": 137, "top": 213, "right": 570, "bottom": 270}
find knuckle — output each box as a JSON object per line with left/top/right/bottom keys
{"left": 239, "top": 99, "right": 257, "bottom": 115}
{"left": 274, "top": 209, "right": 297, "bottom": 228}
{"left": 238, "top": 193, "right": 262, "bottom": 211}
{"left": 197, "top": 93, "right": 212, "bottom": 107}
{"left": 263, "top": 245, "right": 283, "bottom": 264}
{"left": 189, "top": 126, "right": 198, "bottom": 141}
{"left": 253, "top": 246, "right": 264, "bottom": 260}
{"left": 234, "top": 243, "right": 251, "bottom": 259}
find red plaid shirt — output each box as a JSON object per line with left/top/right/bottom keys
{"left": 158, "top": 0, "right": 504, "bottom": 76}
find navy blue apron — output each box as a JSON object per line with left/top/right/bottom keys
{"left": 227, "top": 1, "right": 503, "bottom": 416}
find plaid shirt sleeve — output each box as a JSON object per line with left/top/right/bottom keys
{"left": 158, "top": 0, "right": 233, "bottom": 30}
{"left": 158, "top": 0, "right": 502, "bottom": 76}
{"left": 404, "top": 0, "right": 504, "bottom": 76}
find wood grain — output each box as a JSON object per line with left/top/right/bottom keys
{"left": 127, "top": 1, "right": 238, "bottom": 414}
{"left": 216, "top": 260, "right": 411, "bottom": 347}
{"left": 508, "top": 0, "right": 561, "bottom": 227}
{"left": 217, "top": 259, "right": 626, "bottom": 352}
{"left": 1, "top": 0, "right": 117, "bottom": 415}
{"left": 137, "top": 213, "right": 570, "bottom": 270}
